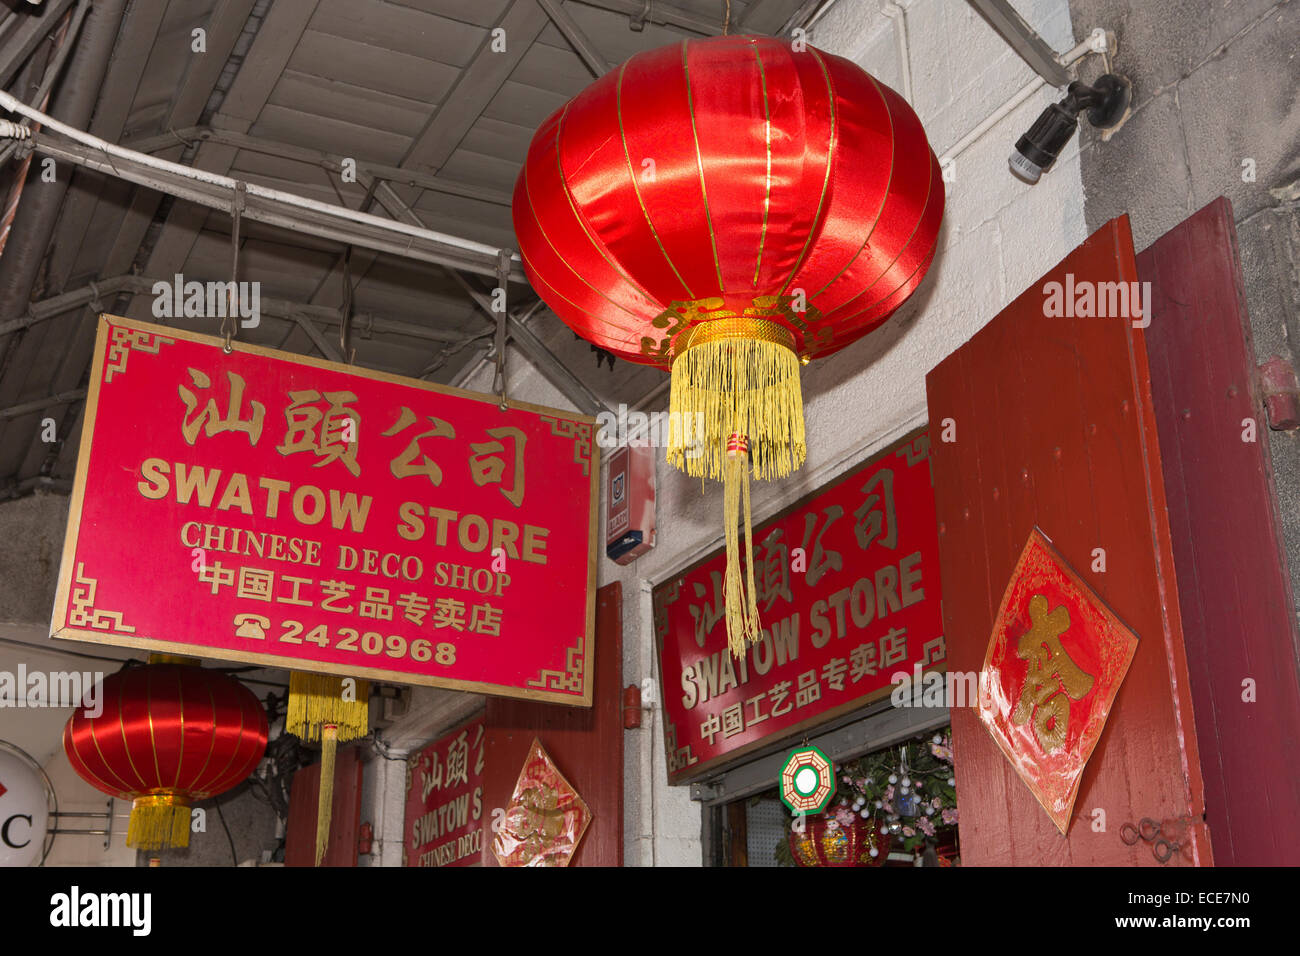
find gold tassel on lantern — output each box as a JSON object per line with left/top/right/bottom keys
{"left": 286, "top": 672, "right": 369, "bottom": 866}
{"left": 128, "top": 792, "right": 192, "bottom": 850}
{"left": 668, "top": 315, "right": 806, "bottom": 657}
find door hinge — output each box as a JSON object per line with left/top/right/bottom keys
{"left": 1259, "top": 355, "right": 1300, "bottom": 430}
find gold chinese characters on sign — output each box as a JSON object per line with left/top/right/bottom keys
{"left": 175, "top": 366, "right": 528, "bottom": 502}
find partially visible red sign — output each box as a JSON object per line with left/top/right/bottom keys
{"left": 654, "top": 429, "right": 945, "bottom": 783}
{"left": 978, "top": 529, "right": 1139, "bottom": 834}
{"left": 52, "top": 316, "right": 597, "bottom": 704}
{"left": 403, "top": 716, "right": 485, "bottom": 867}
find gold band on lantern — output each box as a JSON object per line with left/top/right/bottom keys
{"left": 672, "top": 315, "right": 796, "bottom": 357}
{"left": 666, "top": 315, "right": 806, "bottom": 483}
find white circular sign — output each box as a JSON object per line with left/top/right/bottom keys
{"left": 0, "top": 747, "right": 48, "bottom": 867}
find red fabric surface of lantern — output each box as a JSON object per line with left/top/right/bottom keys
{"left": 513, "top": 34, "right": 944, "bottom": 367}
{"left": 64, "top": 662, "right": 268, "bottom": 849}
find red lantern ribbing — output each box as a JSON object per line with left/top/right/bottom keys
{"left": 513, "top": 36, "right": 944, "bottom": 654}
{"left": 63, "top": 660, "right": 268, "bottom": 850}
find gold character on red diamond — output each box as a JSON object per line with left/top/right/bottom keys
{"left": 277, "top": 390, "right": 361, "bottom": 477}
{"left": 178, "top": 368, "right": 265, "bottom": 446}
{"left": 468, "top": 426, "right": 527, "bottom": 507}
{"left": 1010, "top": 594, "right": 1095, "bottom": 753}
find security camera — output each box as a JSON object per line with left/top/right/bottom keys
{"left": 1009, "top": 74, "right": 1130, "bottom": 184}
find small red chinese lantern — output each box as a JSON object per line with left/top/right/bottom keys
{"left": 789, "top": 816, "right": 891, "bottom": 867}
{"left": 64, "top": 657, "right": 268, "bottom": 850}
{"left": 514, "top": 36, "right": 943, "bottom": 654}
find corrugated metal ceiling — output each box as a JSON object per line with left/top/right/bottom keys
{"left": 0, "top": 0, "right": 819, "bottom": 496}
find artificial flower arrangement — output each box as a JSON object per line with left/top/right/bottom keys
{"left": 775, "top": 727, "right": 958, "bottom": 866}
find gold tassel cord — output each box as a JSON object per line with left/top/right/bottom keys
{"left": 286, "top": 672, "right": 368, "bottom": 868}
{"left": 315, "top": 724, "right": 337, "bottom": 867}
{"left": 128, "top": 793, "right": 192, "bottom": 850}
{"left": 723, "top": 438, "right": 762, "bottom": 657}
{"left": 667, "top": 315, "right": 807, "bottom": 659}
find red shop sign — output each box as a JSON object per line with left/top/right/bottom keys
{"left": 52, "top": 316, "right": 597, "bottom": 704}
{"left": 654, "top": 428, "right": 944, "bottom": 782}
{"left": 403, "top": 715, "right": 486, "bottom": 867}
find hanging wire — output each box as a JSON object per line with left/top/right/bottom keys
{"left": 339, "top": 245, "right": 356, "bottom": 364}
{"left": 492, "top": 250, "right": 511, "bottom": 411}
{"left": 723, "top": 0, "right": 731, "bottom": 35}
{"left": 222, "top": 182, "right": 246, "bottom": 354}
{"left": 336, "top": 179, "right": 379, "bottom": 365}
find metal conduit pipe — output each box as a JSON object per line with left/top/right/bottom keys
{"left": 881, "top": 3, "right": 914, "bottom": 105}
{"left": 937, "top": 30, "right": 1107, "bottom": 167}
{"left": 0, "top": 91, "right": 525, "bottom": 281}
{"left": 0, "top": 0, "right": 128, "bottom": 360}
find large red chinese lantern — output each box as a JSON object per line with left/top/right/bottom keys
{"left": 64, "top": 658, "right": 268, "bottom": 850}
{"left": 514, "top": 36, "right": 944, "bottom": 654}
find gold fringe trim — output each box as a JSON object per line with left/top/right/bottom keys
{"left": 667, "top": 323, "right": 805, "bottom": 482}
{"left": 128, "top": 793, "right": 191, "bottom": 850}
{"left": 315, "top": 725, "right": 338, "bottom": 867}
{"left": 287, "top": 671, "right": 369, "bottom": 743}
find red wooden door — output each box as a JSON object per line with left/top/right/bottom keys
{"left": 926, "top": 217, "right": 1211, "bottom": 865}
{"left": 1138, "top": 198, "right": 1300, "bottom": 865}
{"left": 480, "top": 582, "right": 623, "bottom": 866}
{"left": 285, "top": 744, "right": 365, "bottom": 867}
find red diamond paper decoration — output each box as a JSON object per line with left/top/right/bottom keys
{"left": 978, "top": 528, "right": 1138, "bottom": 835}
{"left": 0, "top": 780, "right": 7, "bottom": 799}
{"left": 492, "top": 738, "right": 591, "bottom": 867}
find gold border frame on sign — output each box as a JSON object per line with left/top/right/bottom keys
{"left": 652, "top": 423, "right": 940, "bottom": 783}
{"left": 50, "top": 315, "right": 598, "bottom": 708}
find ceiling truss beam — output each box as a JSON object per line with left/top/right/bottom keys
{"left": 1, "top": 274, "right": 473, "bottom": 346}
{"left": 965, "top": 0, "right": 1071, "bottom": 87}
{"left": 536, "top": 0, "right": 611, "bottom": 76}
{"left": 569, "top": 0, "right": 723, "bottom": 35}
{"left": 0, "top": 0, "right": 78, "bottom": 90}
{"left": 369, "top": 180, "right": 609, "bottom": 417}
{"left": 20, "top": 132, "right": 525, "bottom": 282}
{"left": 121, "top": 127, "right": 514, "bottom": 208}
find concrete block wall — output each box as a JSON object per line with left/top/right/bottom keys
{"left": 1068, "top": 0, "right": 1300, "bottom": 615}
{"left": 0, "top": 492, "right": 69, "bottom": 625}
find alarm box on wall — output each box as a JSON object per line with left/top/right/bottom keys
{"left": 606, "top": 443, "right": 655, "bottom": 564}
